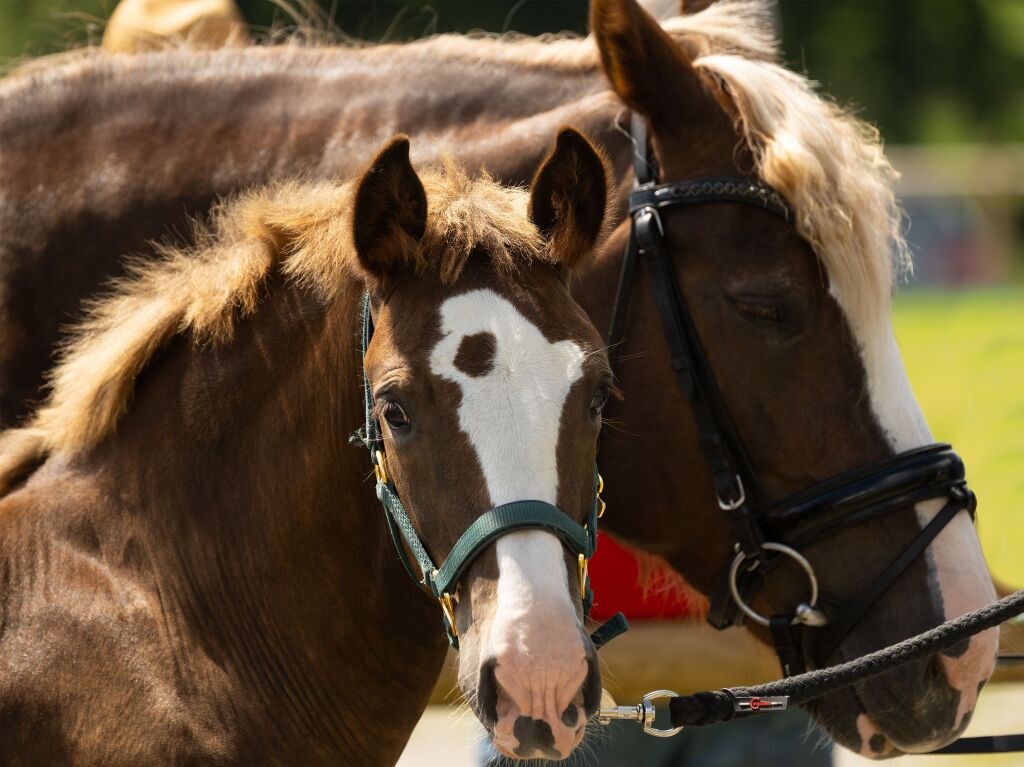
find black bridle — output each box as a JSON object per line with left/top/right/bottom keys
{"left": 608, "top": 114, "right": 976, "bottom": 677}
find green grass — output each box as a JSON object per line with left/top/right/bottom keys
{"left": 893, "top": 288, "right": 1024, "bottom": 586}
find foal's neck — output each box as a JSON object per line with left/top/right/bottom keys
{"left": 91, "top": 282, "right": 447, "bottom": 763}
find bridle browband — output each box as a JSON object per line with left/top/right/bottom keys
{"left": 355, "top": 294, "right": 627, "bottom": 650}
{"left": 609, "top": 114, "right": 975, "bottom": 676}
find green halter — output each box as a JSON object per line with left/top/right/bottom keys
{"left": 356, "top": 293, "right": 627, "bottom": 649}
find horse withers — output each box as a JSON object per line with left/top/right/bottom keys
{"left": 0, "top": 129, "right": 613, "bottom": 764}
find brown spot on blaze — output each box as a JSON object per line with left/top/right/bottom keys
{"left": 453, "top": 332, "right": 497, "bottom": 378}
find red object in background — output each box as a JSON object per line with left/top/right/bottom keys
{"left": 588, "top": 533, "right": 695, "bottom": 621}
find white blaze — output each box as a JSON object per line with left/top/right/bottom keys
{"left": 849, "top": 308, "right": 997, "bottom": 741}
{"left": 430, "top": 288, "right": 586, "bottom": 627}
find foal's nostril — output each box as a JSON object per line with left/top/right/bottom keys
{"left": 561, "top": 704, "right": 579, "bottom": 728}
{"left": 477, "top": 657, "right": 498, "bottom": 729}
{"left": 512, "top": 717, "right": 560, "bottom": 760}
{"left": 581, "top": 651, "right": 602, "bottom": 717}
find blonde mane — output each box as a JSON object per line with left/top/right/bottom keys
{"left": 0, "top": 159, "right": 541, "bottom": 485}
{"left": 669, "top": 3, "right": 910, "bottom": 401}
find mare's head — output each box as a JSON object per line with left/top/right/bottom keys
{"left": 354, "top": 130, "right": 612, "bottom": 760}
{"left": 589, "top": 0, "right": 996, "bottom": 755}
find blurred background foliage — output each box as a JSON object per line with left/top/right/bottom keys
{"left": 2, "top": 0, "right": 1022, "bottom": 145}
{"left": 1, "top": 0, "right": 1022, "bottom": 584}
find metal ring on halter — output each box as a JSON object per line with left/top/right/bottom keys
{"left": 641, "top": 690, "right": 685, "bottom": 737}
{"left": 728, "top": 542, "right": 822, "bottom": 627}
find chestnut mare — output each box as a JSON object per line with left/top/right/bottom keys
{"left": 0, "top": 130, "right": 618, "bottom": 764}
{"left": 0, "top": 0, "right": 998, "bottom": 756}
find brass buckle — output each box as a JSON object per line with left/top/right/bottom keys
{"left": 374, "top": 450, "right": 389, "bottom": 485}
{"left": 596, "top": 473, "right": 607, "bottom": 518}
{"left": 439, "top": 592, "right": 458, "bottom": 638}
{"left": 578, "top": 553, "right": 589, "bottom": 600}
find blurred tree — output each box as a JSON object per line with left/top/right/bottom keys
{"left": 1, "top": 0, "right": 1022, "bottom": 144}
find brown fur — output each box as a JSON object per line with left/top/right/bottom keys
{"left": 0, "top": 0, "right": 990, "bottom": 755}
{"left": 0, "top": 134, "right": 612, "bottom": 764}
{"left": 0, "top": 154, "right": 545, "bottom": 481}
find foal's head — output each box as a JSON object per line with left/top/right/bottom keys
{"left": 590, "top": 0, "right": 997, "bottom": 755}
{"left": 354, "top": 131, "right": 612, "bottom": 760}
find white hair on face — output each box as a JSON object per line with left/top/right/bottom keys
{"left": 430, "top": 289, "right": 585, "bottom": 507}
{"left": 430, "top": 288, "right": 588, "bottom": 717}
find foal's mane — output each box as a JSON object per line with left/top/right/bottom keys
{"left": 0, "top": 160, "right": 541, "bottom": 487}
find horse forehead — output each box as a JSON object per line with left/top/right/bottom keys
{"left": 430, "top": 288, "right": 586, "bottom": 390}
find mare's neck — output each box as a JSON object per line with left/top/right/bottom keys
{"left": 90, "top": 281, "right": 448, "bottom": 763}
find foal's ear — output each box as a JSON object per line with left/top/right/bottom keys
{"left": 529, "top": 127, "right": 610, "bottom": 271}
{"left": 590, "top": 0, "right": 719, "bottom": 125}
{"left": 353, "top": 136, "right": 427, "bottom": 284}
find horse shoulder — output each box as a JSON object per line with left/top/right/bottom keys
{"left": 0, "top": 474, "right": 239, "bottom": 766}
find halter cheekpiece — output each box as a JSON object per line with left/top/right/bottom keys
{"left": 356, "top": 294, "right": 627, "bottom": 649}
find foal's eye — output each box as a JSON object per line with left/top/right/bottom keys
{"left": 590, "top": 383, "right": 611, "bottom": 415}
{"left": 380, "top": 400, "right": 411, "bottom": 431}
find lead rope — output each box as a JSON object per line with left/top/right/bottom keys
{"left": 599, "top": 587, "right": 1024, "bottom": 754}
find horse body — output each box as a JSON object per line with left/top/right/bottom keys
{"left": 0, "top": 284, "right": 444, "bottom": 765}
{"left": 0, "top": 0, "right": 999, "bottom": 757}
{"left": 0, "top": 39, "right": 624, "bottom": 430}
{"left": 0, "top": 134, "right": 614, "bottom": 763}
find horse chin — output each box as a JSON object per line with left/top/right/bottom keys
{"left": 805, "top": 657, "right": 980, "bottom": 759}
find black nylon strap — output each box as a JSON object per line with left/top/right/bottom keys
{"left": 606, "top": 225, "right": 640, "bottom": 367}
{"left": 933, "top": 735, "right": 1024, "bottom": 754}
{"left": 634, "top": 208, "right": 762, "bottom": 555}
{"left": 769, "top": 615, "right": 806, "bottom": 677}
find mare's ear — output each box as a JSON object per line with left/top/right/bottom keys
{"left": 529, "top": 127, "right": 610, "bottom": 271}
{"left": 353, "top": 136, "right": 427, "bottom": 285}
{"left": 590, "top": 0, "right": 721, "bottom": 127}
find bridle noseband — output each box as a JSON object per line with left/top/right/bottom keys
{"left": 609, "top": 114, "right": 975, "bottom": 676}
{"left": 355, "top": 294, "right": 627, "bottom": 649}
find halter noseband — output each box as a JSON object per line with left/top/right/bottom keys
{"left": 356, "top": 294, "right": 627, "bottom": 649}
{"left": 609, "top": 113, "right": 975, "bottom": 676}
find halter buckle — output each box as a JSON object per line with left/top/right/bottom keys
{"left": 373, "top": 450, "right": 389, "bottom": 485}
{"left": 728, "top": 542, "right": 826, "bottom": 628}
{"left": 578, "top": 554, "right": 589, "bottom": 601}
{"left": 633, "top": 206, "right": 664, "bottom": 251}
{"left": 717, "top": 475, "right": 747, "bottom": 511}
{"left": 439, "top": 592, "right": 458, "bottom": 639}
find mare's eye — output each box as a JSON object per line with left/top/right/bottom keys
{"left": 590, "top": 383, "right": 611, "bottom": 415}
{"left": 731, "top": 297, "right": 786, "bottom": 326}
{"left": 380, "top": 400, "right": 411, "bottom": 431}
